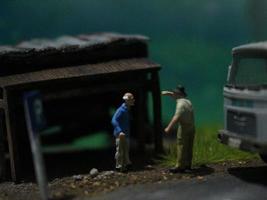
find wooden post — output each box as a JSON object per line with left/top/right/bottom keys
{"left": 0, "top": 109, "right": 6, "bottom": 180}
{"left": 151, "top": 71, "right": 163, "bottom": 153}
{"left": 4, "top": 89, "right": 20, "bottom": 182}
{"left": 136, "top": 86, "right": 146, "bottom": 153}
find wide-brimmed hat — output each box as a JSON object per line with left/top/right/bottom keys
{"left": 172, "top": 85, "right": 187, "bottom": 97}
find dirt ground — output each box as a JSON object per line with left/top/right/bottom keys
{"left": 0, "top": 159, "right": 265, "bottom": 200}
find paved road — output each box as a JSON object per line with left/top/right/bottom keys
{"left": 89, "top": 165, "right": 267, "bottom": 200}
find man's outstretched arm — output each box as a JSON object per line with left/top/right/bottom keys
{"left": 164, "top": 115, "right": 179, "bottom": 134}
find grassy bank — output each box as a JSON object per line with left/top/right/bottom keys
{"left": 160, "top": 125, "right": 259, "bottom": 167}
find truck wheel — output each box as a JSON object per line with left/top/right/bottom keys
{"left": 259, "top": 154, "right": 267, "bottom": 163}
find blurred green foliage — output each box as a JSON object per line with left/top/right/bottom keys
{"left": 1, "top": 0, "right": 266, "bottom": 126}
{"left": 42, "top": 132, "right": 111, "bottom": 153}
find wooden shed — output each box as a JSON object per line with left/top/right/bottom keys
{"left": 0, "top": 33, "right": 163, "bottom": 181}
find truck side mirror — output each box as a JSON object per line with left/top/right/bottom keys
{"left": 227, "top": 65, "right": 232, "bottom": 82}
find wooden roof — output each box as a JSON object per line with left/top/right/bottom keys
{"left": 0, "top": 58, "right": 160, "bottom": 87}
{"left": 0, "top": 33, "right": 149, "bottom": 77}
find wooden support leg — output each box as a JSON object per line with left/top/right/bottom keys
{"left": 4, "top": 90, "right": 20, "bottom": 182}
{"left": 0, "top": 110, "right": 6, "bottom": 180}
{"left": 136, "top": 87, "right": 146, "bottom": 153}
{"left": 151, "top": 72, "right": 163, "bottom": 153}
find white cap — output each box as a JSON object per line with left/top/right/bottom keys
{"left": 122, "top": 93, "right": 134, "bottom": 100}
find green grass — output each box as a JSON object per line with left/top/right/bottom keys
{"left": 160, "top": 125, "right": 259, "bottom": 167}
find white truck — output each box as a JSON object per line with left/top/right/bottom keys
{"left": 218, "top": 41, "right": 267, "bottom": 163}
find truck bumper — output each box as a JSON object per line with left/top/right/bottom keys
{"left": 218, "top": 129, "right": 267, "bottom": 154}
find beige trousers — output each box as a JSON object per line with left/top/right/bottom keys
{"left": 176, "top": 124, "right": 195, "bottom": 169}
{"left": 115, "top": 137, "right": 131, "bottom": 169}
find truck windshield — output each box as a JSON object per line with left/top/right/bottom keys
{"left": 229, "top": 57, "right": 267, "bottom": 86}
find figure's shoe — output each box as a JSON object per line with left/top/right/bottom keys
{"left": 184, "top": 167, "right": 192, "bottom": 173}
{"left": 126, "top": 164, "right": 133, "bottom": 171}
{"left": 115, "top": 167, "right": 128, "bottom": 173}
{"left": 168, "top": 167, "right": 186, "bottom": 173}
{"left": 169, "top": 167, "right": 192, "bottom": 173}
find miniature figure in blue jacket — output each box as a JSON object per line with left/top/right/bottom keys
{"left": 111, "top": 93, "right": 135, "bottom": 171}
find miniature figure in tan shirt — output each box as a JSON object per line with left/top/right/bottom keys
{"left": 162, "top": 85, "right": 195, "bottom": 173}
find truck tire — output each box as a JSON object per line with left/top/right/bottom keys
{"left": 260, "top": 154, "right": 267, "bottom": 163}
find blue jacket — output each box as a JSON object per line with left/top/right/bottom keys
{"left": 111, "top": 103, "right": 130, "bottom": 138}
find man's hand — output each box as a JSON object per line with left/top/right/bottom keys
{"left": 161, "top": 91, "right": 174, "bottom": 96}
{"left": 119, "top": 132, "right": 126, "bottom": 139}
{"left": 164, "top": 127, "right": 171, "bottom": 134}
{"left": 164, "top": 115, "right": 179, "bottom": 134}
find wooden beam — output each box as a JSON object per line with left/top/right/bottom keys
{"left": 43, "top": 80, "right": 149, "bottom": 101}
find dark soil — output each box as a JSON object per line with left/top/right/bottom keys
{"left": 0, "top": 159, "right": 265, "bottom": 200}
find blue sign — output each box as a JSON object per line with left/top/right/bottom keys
{"left": 23, "top": 91, "right": 46, "bottom": 133}
{"left": 23, "top": 90, "right": 49, "bottom": 200}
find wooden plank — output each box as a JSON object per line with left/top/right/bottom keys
{"left": 0, "top": 58, "right": 160, "bottom": 87}
{"left": 43, "top": 80, "right": 150, "bottom": 101}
